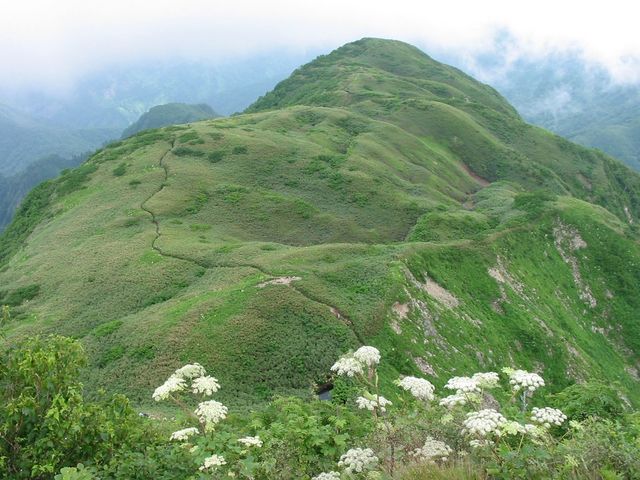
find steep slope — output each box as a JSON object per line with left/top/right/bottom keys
{"left": 248, "top": 39, "right": 640, "bottom": 223}
{"left": 471, "top": 51, "right": 640, "bottom": 171}
{"left": 1, "top": 39, "right": 639, "bottom": 407}
{"left": 121, "top": 103, "right": 219, "bottom": 138}
{"left": 0, "top": 153, "right": 88, "bottom": 231}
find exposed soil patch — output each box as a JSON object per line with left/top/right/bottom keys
{"left": 460, "top": 162, "right": 490, "bottom": 187}
{"left": 488, "top": 255, "right": 528, "bottom": 312}
{"left": 390, "top": 301, "right": 410, "bottom": 334}
{"left": 392, "top": 301, "right": 410, "bottom": 319}
{"left": 553, "top": 222, "right": 596, "bottom": 308}
{"left": 257, "top": 276, "right": 301, "bottom": 288}
{"left": 413, "top": 356, "right": 436, "bottom": 376}
{"left": 423, "top": 277, "right": 460, "bottom": 308}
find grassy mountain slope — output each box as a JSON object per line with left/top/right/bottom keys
{"left": 1, "top": 39, "right": 639, "bottom": 407}
{"left": 476, "top": 52, "right": 640, "bottom": 171}
{"left": 121, "top": 103, "right": 219, "bottom": 138}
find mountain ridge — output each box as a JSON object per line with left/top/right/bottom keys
{"left": 0, "top": 38, "right": 638, "bottom": 407}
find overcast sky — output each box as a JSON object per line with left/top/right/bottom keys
{"left": 2, "top": 0, "right": 640, "bottom": 93}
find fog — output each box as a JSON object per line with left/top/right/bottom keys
{"left": 2, "top": 0, "right": 640, "bottom": 96}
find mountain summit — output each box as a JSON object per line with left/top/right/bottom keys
{"left": 1, "top": 39, "right": 639, "bottom": 405}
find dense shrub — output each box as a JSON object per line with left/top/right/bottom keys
{"left": 0, "top": 336, "right": 143, "bottom": 479}
{"left": 552, "top": 382, "right": 626, "bottom": 422}
{"left": 112, "top": 163, "right": 127, "bottom": 177}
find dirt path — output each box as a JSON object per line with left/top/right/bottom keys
{"left": 139, "top": 143, "right": 365, "bottom": 343}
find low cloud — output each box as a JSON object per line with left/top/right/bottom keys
{"left": 2, "top": 0, "right": 639, "bottom": 94}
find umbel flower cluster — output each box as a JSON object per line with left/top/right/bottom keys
{"left": 337, "top": 447, "right": 379, "bottom": 474}
{"left": 153, "top": 363, "right": 226, "bottom": 432}
{"left": 324, "top": 345, "right": 568, "bottom": 477}
{"left": 152, "top": 362, "right": 219, "bottom": 401}
{"left": 311, "top": 472, "right": 341, "bottom": 480}
{"left": 445, "top": 376, "right": 481, "bottom": 393}
{"left": 506, "top": 368, "right": 545, "bottom": 392}
{"left": 356, "top": 394, "right": 392, "bottom": 413}
{"left": 463, "top": 409, "right": 508, "bottom": 436}
{"left": 331, "top": 345, "right": 381, "bottom": 377}
{"left": 153, "top": 363, "right": 235, "bottom": 473}
{"left": 412, "top": 437, "right": 453, "bottom": 463}
{"left": 396, "top": 376, "right": 435, "bottom": 401}
{"left": 531, "top": 407, "right": 567, "bottom": 428}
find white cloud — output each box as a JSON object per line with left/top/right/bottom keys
{"left": 1, "top": 0, "right": 639, "bottom": 92}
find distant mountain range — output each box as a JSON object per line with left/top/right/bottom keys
{"left": 454, "top": 50, "right": 640, "bottom": 171}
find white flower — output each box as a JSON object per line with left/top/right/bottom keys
{"left": 355, "top": 394, "right": 392, "bottom": 413}
{"left": 463, "top": 409, "right": 507, "bottom": 436}
{"left": 169, "top": 427, "right": 199, "bottom": 441}
{"left": 338, "top": 448, "right": 378, "bottom": 474}
{"left": 353, "top": 346, "right": 381, "bottom": 366}
{"left": 312, "top": 472, "right": 341, "bottom": 480}
{"left": 469, "top": 439, "right": 490, "bottom": 449}
{"left": 174, "top": 363, "right": 207, "bottom": 380}
{"left": 238, "top": 436, "right": 263, "bottom": 447}
{"left": 331, "top": 356, "right": 364, "bottom": 377}
{"left": 192, "top": 375, "right": 220, "bottom": 396}
{"left": 531, "top": 407, "right": 567, "bottom": 428}
{"left": 472, "top": 372, "right": 500, "bottom": 389}
{"left": 396, "top": 376, "right": 435, "bottom": 401}
{"left": 412, "top": 437, "right": 452, "bottom": 463}
{"left": 506, "top": 369, "right": 545, "bottom": 393}
{"left": 152, "top": 375, "right": 186, "bottom": 401}
{"left": 194, "top": 400, "right": 228, "bottom": 431}
{"left": 444, "top": 376, "right": 480, "bottom": 393}
{"left": 199, "top": 454, "right": 226, "bottom": 471}
{"left": 439, "top": 393, "right": 470, "bottom": 408}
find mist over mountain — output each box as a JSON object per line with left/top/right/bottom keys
{"left": 0, "top": 103, "right": 116, "bottom": 175}
{"left": 0, "top": 53, "right": 313, "bottom": 230}
{"left": 2, "top": 53, "right": 316, "bottom": 128}
{"left": 451, "top": 48, "right": 640, "bottom": 170}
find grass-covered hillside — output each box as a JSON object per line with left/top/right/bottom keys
{"left": 1, "top": 38, "right": 639, "bottom": 408}
{"left": 121, "top": 103, "right": 219, "bottom": 138}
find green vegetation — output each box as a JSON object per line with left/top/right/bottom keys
{"left": 4, "top": 336, "right": 638, "bottom": 479}
{"left": 0, "top": 37, "right": 639, "bottom": 433}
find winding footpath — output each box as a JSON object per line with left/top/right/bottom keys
{"left": 139, "top": 142, "right": 365, "bottom": 343}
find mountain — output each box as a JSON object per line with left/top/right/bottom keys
{"left": 0, "top": 153, "right": 89, "bottom": 230}
{"left": 121, "top": 103, "right": 219, "bottom": 138}
{"left": 0, "top": 103, "right": 117, "bottom": 175}
{"left": 460, "top": 51, "right": 640, "bottom": 171}
{"left": 1, "top": 38, "right": 639, "bottom": 407}
{"left": 5, "top": 53, "right": 316, "bottom": 131}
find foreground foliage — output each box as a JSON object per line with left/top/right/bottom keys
{"left": 3, "top": 336, "right": 638, "bottom": 479}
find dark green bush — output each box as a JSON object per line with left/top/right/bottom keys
{"left": 173, "top": 147, "right": 204, "bottom": 157}
{"left": 0, "top": 336, "right": 143, "bottom": 479}
{"left": 553, "top": 382, "right": 625, "bottom": 422}
{"left": 208, "top": 151, "right": 225, "bottom": 163}
{"left": 0, "top": 284, "right": 40, "bottom": 306}
{"left": 232, "top": 145, "right": 248, "bottom": 154}
{"left": 112, "top": 163, "right": 127, "bottom": 177}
